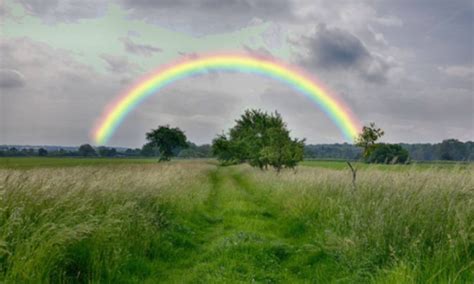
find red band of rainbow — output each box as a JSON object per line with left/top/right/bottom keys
{"left": 92, "top": 54, "right": 361, "bottom": 144}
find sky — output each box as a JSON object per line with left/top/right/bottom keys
{"left": 0, "top": 0, "right": 473, "bottom": 147}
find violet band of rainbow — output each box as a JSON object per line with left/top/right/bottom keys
{"left": 92, "top": 55, "right": 362, "bottom": 145}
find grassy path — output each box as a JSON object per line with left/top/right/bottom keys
{"left": 155, "top": 166, "right": 300, "bottom": 283}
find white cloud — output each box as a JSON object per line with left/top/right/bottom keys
{"left": 438, "top": 65, "right": 474, "bottom": 78}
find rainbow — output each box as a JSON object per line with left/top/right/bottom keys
{"left": 93, "top": 54, "right": 361, "bottom": 144}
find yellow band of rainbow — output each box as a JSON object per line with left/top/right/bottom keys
{"left": 92, "top": 54, "right": 361, "bottom": 145}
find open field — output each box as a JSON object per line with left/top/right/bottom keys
{"left": 0, "top": 159, "right": 473, "bottom": 283}
{"left": 1, "top": 157, "right": 470, "bottom": 170}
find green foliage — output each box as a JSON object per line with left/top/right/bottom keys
{"left": 78, "top": 144, "right": 97, "bottom": 157}
{"left": 145, "top": 125, "right": 188, "bottom": 161}
{"left": 97, "top": 146, "right": 117, "bottom": 157}
{"left": 37, "top": 148, "right": 48, "bottom": 157}
{"left": 366, "top": 143, "right": 410, "bottom": 164}
{"left": 259, "top": 127, "right": 305, "bottom": 172}
{"left": 212, "top": 134, "right": 241, "bottom": 165}
{"left": 437, "top": 139, "right": 468, "bottom": 160}
{"left": 355, "top": 122, "right": 385, "bottom": 158}
{"left": 141, "top": 143, "right": 159, "bottom": 157}
{"left": 212, "top": 109, "right": 305, "bottom": 170}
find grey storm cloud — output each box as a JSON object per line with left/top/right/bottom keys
{"left": 100, "top": 54, "right": 140, "bottom": 74}
{"left": 118, "top": 0, "right": 295, "bottom": 34}
{"left": 1, "top": 0, "right": 472, "bottom": 146}
{"left": 0, "top": 69, "right": 25, "bottom": 89}
{"left": 305, "top": 25, "right": 370, "bottom": 68}
{"left": 0, "top": 37, "right": 123, "bottom": 146}
{"left": 119, "top": 37, "right": 163, "bottom": 57}
{"left": 17, "top": 0, "right": 108, "bottom": 22}
{"left": 298, "top": 24, "right": 395, "bottom": 83}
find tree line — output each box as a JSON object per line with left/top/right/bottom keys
{"left": 1, "top": 109, "right": 472, "bottom": 162}
{"left": 304, "top": 139, "right": 474, "bottom": 161}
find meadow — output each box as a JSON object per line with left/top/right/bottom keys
{"left": 0, "top": 158, "right": 472, "bottom": 283}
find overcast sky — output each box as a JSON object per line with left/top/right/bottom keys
{"left": 1, "top": 0, "right": 473, "bottom": 147}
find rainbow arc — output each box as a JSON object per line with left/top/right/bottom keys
{"left": 93, "top": 54, "right": 361, "bottom": 145}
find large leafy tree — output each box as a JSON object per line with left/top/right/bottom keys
{"left": 145, "top": 125, "right": 188, "bottom": 161}
{"left": 212, "top": 109, "right": 305, "bottom": 171}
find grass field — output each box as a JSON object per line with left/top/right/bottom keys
{"left": 0, "top": 158, "right": 472, "bottom": 283}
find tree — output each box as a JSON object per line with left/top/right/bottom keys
{"left": 212, "top": 109, "right": 305, "bottom": 171}
{"left": 366, "top": 144, "right": 409, "bottom": 164}
{"left": 437, "top": 139, "right": 466, "bottom": 161}
{"left": 38, "top": 148, "right": 48, "bottom": 157}
{"left": 98, "top": 146, "right": 117, "bottom": 157}
{"left": 355, "top": 122, "right": 385, "bottom": 159}
{"left": 145, "top": 125, "right": 188, "bottom": 161}
{"left": 212, "top": 134, "right": 239, "bottom": 165}
{"left": 141, "top": 143, "right": 158, "bottom": 157}
{"left": 260, "top": 127, "right": 305, "bottom": 172}
{"left": 78, "top": 144, "right": 97, "bottom": 157}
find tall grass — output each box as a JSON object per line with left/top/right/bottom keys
{"left": 0, "top": 161, "right": 472, "bottom": 282}
{"left": 0, "top": 162, "right": 212, "bottom": 282}
{"left": 246, "top": 165, "right": 474, "bottom": 282}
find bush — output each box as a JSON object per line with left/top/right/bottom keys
{"left": 366, "top": 143, "right": 409, "bottom": 164}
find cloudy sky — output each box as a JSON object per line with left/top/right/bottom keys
{"left": 0, "top": 0, "right": 472, "bottom": 147}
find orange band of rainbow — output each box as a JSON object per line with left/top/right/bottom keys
{"left": 93, "top": 54, "right": 361, "bottom": 144}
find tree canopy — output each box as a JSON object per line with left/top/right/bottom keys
{"left": 78, "top": 144, "right": 97, "bottom": 157}
{"left": 355, "top": 123, "right": 410, "bottom": 164}
{"left": 355, "top": 122, "right": 384, "bottom": 158}
{"left": 145, "top": 125, "right": 188, "bottom": 161}
{"left": 212, "top": 109, "right": 305, "bottom": 171}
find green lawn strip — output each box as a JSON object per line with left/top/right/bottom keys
{"left": 149, "top": 167, "right": 307, "bottom": 282}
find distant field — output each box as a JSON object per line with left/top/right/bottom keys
{"left": 302, "top": 159, "right": 472, "bottom": 171}
{"left": 0, "top": 157, "right": 217, "bottom": 169}
{"left": 0, "top": 159, "right": 472, "bottom": 282}
{"left": 0, "top": 157, "right": 157, "bottom": 169}
{"left": 1, "top": 157, "right": 470, "bottom": 170}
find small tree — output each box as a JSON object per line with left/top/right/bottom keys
{"left": 98, "top": 146, "right": 117, "bottom": 157}
{"left": 78, "top": 144, "right": 97, "bottom": 157}
{"left": 355, "top": 122, "right": 384, "bottom": 159}
{"left": 145, "top": 125, "right": 188, "bottom": 161}
{"left": 38, "top": 148, "right": 48, "bottom": 157}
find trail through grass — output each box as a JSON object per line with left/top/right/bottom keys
{"left": 154, "top": 167, "right": 298, "bottom": 283}
{"left": 1, "top": 161, "right": 472, "bottom": 282}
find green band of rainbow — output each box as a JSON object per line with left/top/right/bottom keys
{"left": 93, "top": 54, "right": 361, "bottom": 145}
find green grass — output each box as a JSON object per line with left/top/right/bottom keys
{"left": 0, "top": 157, "right": 158, "bottom": 169}
{"left": 0, "top": 157, "right": 215, "bottom": 169}
{"left": 302, "top": 159, "right": 472, "bottom": 171}
{"left": 0, "top": 159, "right": 472, "bottom": 283}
